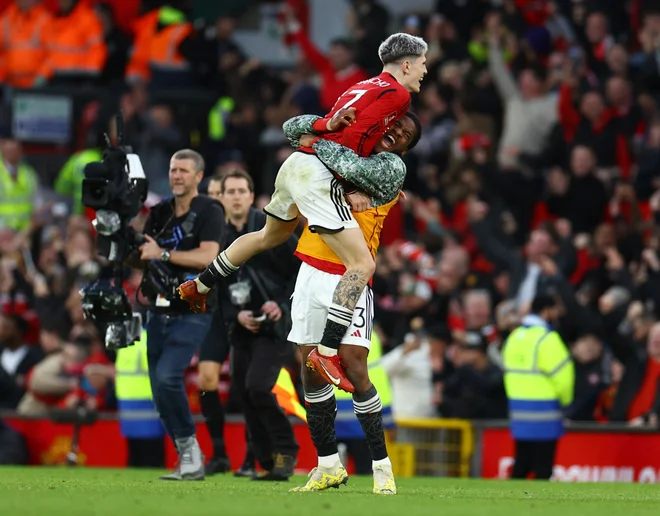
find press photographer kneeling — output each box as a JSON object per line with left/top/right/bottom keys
{"left": 130, "top": 149, "right": 224, "bottom": 481}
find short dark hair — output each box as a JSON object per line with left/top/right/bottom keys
{"left": 40, "top": 318, "right": 69, "bottom": 340}
{"left": 218, "top": 169, "right": 254, "bottom": 193}
{"left": 330, "top": 37, "right": 354, "bottom": 53}
{"left": 537, "top": 221, "right": 561, "bottom": 247}
{"left": 2, "top": 313, "right": 29, "bottom": 336}
{"left": 531, "top": 294, "right": 558, "bottom": 315}
{"left": 403, "top": 111, "right": 422, "bottom": 151}
{"left": 524, "top": 65, "right": 547, "bottom": 84}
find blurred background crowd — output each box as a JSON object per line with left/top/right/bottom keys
{"left": 2, "top": 0, "right": 660, "bottom": 431}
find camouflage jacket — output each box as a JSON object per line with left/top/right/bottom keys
{"left": 282, "top": 114, "right": 406, "bottom": 208}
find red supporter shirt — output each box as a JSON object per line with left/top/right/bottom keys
{"left": 291, "top": 29, "right": 368, "bottom": 111}
{"left": 310, "top": 72, "right": 411, "bottom": 158}
{"left": 627, "top": 359, "right": 660, "bottom": 421}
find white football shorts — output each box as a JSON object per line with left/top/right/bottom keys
{"left": 263, "top": 151, "right": 359, "bottom": 233}
{"left": 288, "top": 262, "right": 373, "bottom": 349}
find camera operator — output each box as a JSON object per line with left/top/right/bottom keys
{"left": 210, "top": 169, "right": 300, "bottom": 481}
{"left": 131, "top": 149, "right": 224, "bottom": 481}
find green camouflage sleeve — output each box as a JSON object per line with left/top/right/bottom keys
{"left": 312, "top": 139, "right": 406, "bottom": 207}
{"left": 282, "top": 114, "right": 322, "bottom": 148}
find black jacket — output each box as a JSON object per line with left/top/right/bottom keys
{"left": 218, "top": 209, "right": 300, "bottom": 339}
{"left": 603, "top": 305, "right": 655, "bottom": 422}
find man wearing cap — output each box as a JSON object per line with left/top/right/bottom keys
{"left": 502, "top": 294, "right": 575, "bottom": 480}
{"left": 438, "top": 330, "right": 507, "bottom": 419}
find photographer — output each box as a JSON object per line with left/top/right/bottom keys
{"left": 132, "top": 149, "right": 224, "bottom": 481}
{"left": 212, "top": 169, "right": 300, "bottom": 481}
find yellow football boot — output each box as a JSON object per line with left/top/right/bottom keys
{"left": 289, "top": 465, "right": 348, "bottom": 492}
{"left": 372, "top": 465, "right": 396, "bottom": 495}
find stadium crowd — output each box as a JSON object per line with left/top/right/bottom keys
{"left": 2, "top": 0, "right": 660, "bottom": 434}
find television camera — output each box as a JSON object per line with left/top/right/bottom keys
{"left": 79, "top": 113, "right": 148, "bottom": 350}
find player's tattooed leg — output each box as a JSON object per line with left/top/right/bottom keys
{"left": 320, "top": 269, "right": 368, "bottom": 352}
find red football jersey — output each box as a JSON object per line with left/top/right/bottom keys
{"left": 319, "top": 72, "right": 411, "bottom": 157}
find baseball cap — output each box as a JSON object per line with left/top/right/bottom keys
{"left": 460, "top": 331, "right": 489, "bottom": 353}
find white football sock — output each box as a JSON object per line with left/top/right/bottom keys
{"left": 318, "top": 453, "right": 341, "bottom": 469}
{"left": 373, "top": 457, "right": 392, "bottom": 469}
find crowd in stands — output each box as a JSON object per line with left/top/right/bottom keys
{"left": 2, "top": 0, "right": 660, "bottom": 430}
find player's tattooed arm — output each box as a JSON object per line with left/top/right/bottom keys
{"left": 282, "top": 115, "right": 322, "bottom": 148}
{"left": 312, "top": 139, "right": 405, "bottom": 207}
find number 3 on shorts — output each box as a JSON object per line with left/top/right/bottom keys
{"left": 353, "top": 307, "right": 366, "bottom": 328}
{"left": 340, "top": 89, "right": 367, "bottom": 110}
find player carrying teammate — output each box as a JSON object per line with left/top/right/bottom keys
{"left": 178, "top": 33, "right": 427, "bottom": 393}
{"left": 282, "top": 109, "right": 421, "bottom": 494}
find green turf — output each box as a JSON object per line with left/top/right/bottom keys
{"left": 1, "top": 467, "right": 659, "bottom": 516}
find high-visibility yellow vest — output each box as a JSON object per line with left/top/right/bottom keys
{"left": 0, "top": 159, "right": 38, "bottom": 231}
{"left": 208, "top": 97, "right": 235, "bottom": 141}
{"left": 502, "top": 314, "right": 575, "bottom": 441}
{"left": 54, "top": 148, "right": 103, "bottom": 215}
{"left": 335, "top": 332, "right": 394, "bottom": 438}
{"left": 115, "top": 329, "right": 165, "bottom": 438}
{"left": 273, "top": 368, "right": 307, "bottom": 423}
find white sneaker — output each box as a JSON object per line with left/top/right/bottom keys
{"left": 373, "top": 465, "right": 396, "bottom": 494}
{"left": 159, "top": 467, "right": 182, "bottom": 481}
{"left": 177, "top": 436, "right": 205, "bottom": 480}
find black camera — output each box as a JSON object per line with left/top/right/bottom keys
{"left": 80, "top": 113, "right": 148, "bottom": 350}
{"left": 80, "top": 281, "right": 142, "bottom": 350}
{"left": 141, "top": 261, "right": 182, "bottom": 301}
{"left": 82, "top": 142, "right": 148, "bottom": 263}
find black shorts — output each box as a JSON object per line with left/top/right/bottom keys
{"left": 198, "top": 309, "right": 230, "bottom": 364}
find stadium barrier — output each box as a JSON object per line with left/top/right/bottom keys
{"left": 474, "top": 420, "right": 660, "bottom": 483}
{"left": 389, "top": 418, "right": 473, "bottom": 478}
{"left": 1, "top": 412, "right": 318, "bottom": 472}
{"left": 4, "top": 411, "right": 660, "bottom": 482}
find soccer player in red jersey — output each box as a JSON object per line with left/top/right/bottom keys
{"left": 178, "top": 33, "right": 427, "bottom": 391}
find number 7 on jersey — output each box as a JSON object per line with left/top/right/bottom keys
{"left": 338, "top": 89, "right": 368, "bottom": 110}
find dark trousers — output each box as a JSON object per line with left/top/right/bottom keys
{"left": 127, "top": 437, "right": 165, "bottom": 468}
{"left": 231, "top": 335, "right": 299, "bottom": 467}
{"left": 511, "top": 439, "right": 557, "bottom": 480}
{"left": 146, "top": 312, "right": 212, "bottom": 442}
{"left": 339, "top": 439, "right": 372, "bottom": 475}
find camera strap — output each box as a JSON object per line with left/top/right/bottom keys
{"left": 154, "top": 195, "right": 210, "bottom": 245}
{"left": 180, "top": 211, "right": 197, "bottom": 237}
{"left": 243, "top": 264, "right": 271, "bottom": 303}
{"left": 180, "top": 195, "right": 210, "bottom": 237}
{"left": 247, "top": 208, "right": 258, "bottom": 233}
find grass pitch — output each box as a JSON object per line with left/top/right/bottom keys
{"left": 1, "top": 467, "right": 659, "bottom": 516}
